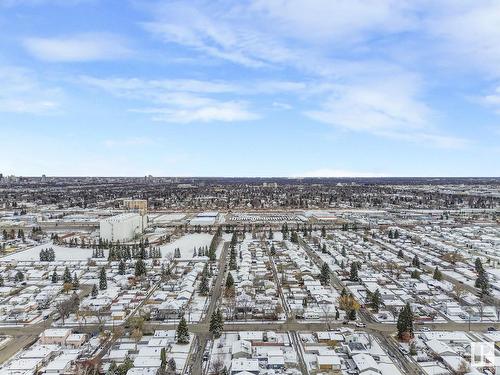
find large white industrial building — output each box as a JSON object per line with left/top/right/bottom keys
{"left": 99, "top": 213, "right": 144, "bottom": 242}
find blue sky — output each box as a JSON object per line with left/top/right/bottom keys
{"left": 0, "top": 0, "right": 499, "bottom": 177}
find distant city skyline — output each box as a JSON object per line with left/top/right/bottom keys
{"left": 0, "top": 0, "right": 499, "bottom": 177}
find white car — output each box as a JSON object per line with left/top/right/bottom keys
{"left": 355, "top": 322, "right": 366, "bottom": 328}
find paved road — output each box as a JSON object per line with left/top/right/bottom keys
{"left": 0, "top": 284, "right": 92, "bottom": 365}
{"left": 265, "top": 239, "right": 308, "bottom": 375}
{"left": 190, "top": 240, "right": 229, "bottom": 375}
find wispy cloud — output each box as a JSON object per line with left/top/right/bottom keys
{"left": 23, "top": 33, "right": 131, "bottom": 62}
{"left": 304, "top": 75, "right": 468, "bottom": 149}
{"left": 481, "top": 86, "right": 500, "bottom": 114}
{"left": 81, "top": 76, "right": 259, "bottom": 123}
{"left": 0, "top": 66, "right": 62, "bottom": 114}
{"left": 427, "top": 1, "right": 500, "bottom": 77}
{"left": 137, "top": 1, "right": 469, "bottom": 146}
{"left": 131, "top": 102, "right": 258, "bottom": 123}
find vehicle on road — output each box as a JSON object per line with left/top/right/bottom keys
{"left": 487, "top": 326, "right": 496, "bottom": 332}
{"left": 355, "top": 322, "right": 366, "bottom": 328}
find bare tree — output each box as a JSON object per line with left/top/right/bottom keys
{"left": 453, "top": 283, "right": 466, "bottom": 301}
{"left": 210, "top": 356, "right": 225, "bottom": 375}
{"left": 319, "top": 303, "right": 335, "bottom": 330}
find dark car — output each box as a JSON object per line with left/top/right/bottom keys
{"left": 487, "top": 326, "right": 496, "bottom": 332}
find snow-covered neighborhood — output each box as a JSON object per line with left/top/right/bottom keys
{"left": 0, "top": 177, "right": 499, "bottom": 374}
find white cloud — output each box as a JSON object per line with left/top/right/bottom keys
{"left": 79, "top": 76, "right": 237, "bottom": 97}
{"left": 272, "top": 101, "right": 292, "bottom": 110}
{"left": 0, "top": 66, "right": 62, "bottom": 114}
{"left": 132, "top": 101, "right": 258, "bottom": 123}
{"left": 250, "top": 0, "right": 417, "bottom": 43}
{"left": 297, "top": 168, "right": 388, "bottom": 178}
{"left": 304, "top": 75, "right": 468, "bottom": 149}
{"left": 481, "top": 86, "right": 500, "bottom": 114}
{"left": 427, "top": 1, "right": 500, "bottom": 77}
{"left": 23, "top": 33, "right": 131, "bottom": 62}
{"left": 81, "top": 76, "right": 259, "bottom": 123}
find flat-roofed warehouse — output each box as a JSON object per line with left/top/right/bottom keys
{"left": 100, "top": 213, "right": 144, "bottom": 242}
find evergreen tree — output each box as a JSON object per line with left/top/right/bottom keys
{"left": 321, "top": 226, "right": 326, "bottom": 237}
{"left": 63, "top": 266, "right": 72, "bottom": 284}
{"left": 474, "top": 257, "right": 484, "bottom": 274}
{"left": 209, "top": 308, "right": 224, "bottom": 338}
{"left": 397, "top": 249, "right": 404, "bottom": 258}
{"left": 99, "top": 267, "right": 107, "bottom": 290}
{"left": 397, "top": 302, "right": 414, "bottom": 340}
{"left": 15, "top": 270, "right": 24, "bottom": 282}
{"left": 268, "top": 228, "right": 273, "bottom": 240}
{"left": 412, "top": 255, "right": 420, "bottom": 268}
{"left": 229, "top": 246, "right": 237, "bottom": 270}
{"left": 230, "top": 232, "right": 237, "bottom": 247}
{"left": 225, "top": 273, "right": 234, "bottom": 289}
{"left": 91, "top": 284, "right": 98, "bottom": 297}
{"left": 433, "top": 267, "right": 443, "bottom": 281}
{"left": 372, "top": 289, "right": 381, "bottom": 313}
{"left": 72, "top": 273, "right": 79, "bottom": 289}
{"left": 475, "top": 270, "right": 490, "bottom": 296}
{"left": 199, "top": 272, "right": 209, "bottom": 296}
{"left": 135, "top": 259, "right": 147, "bottom": 277}
{"left": 51, "top": 269, "right": 58, "bottom": 283}
{"left": 349, "top": 262, "right": 359, "bottom": 281}
{"left": 270, "top": 244, "right": 276, "bottom": 256}
{"left": 176, "top": 316, "right": 190, "bottom": 344}
{"left": 319, "top": 263, "right": 330, "bottom": 286}
{"left": 119, "top": 260, "right": 126, "bottom": 275}
{"left": 410, "top": 269, "right": 420, "bottom": 279}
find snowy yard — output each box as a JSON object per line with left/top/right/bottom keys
{"left": 0, "top": 242, "right": 108, "bottom": 262}
{"left": 160, "top": 233, "right": 214, "bottom": 260}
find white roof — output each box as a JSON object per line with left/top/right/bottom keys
{"left": 352, "top": 353, "right": 379, "bottom": 373}
{"left": 45, "top": 353, "right": 78, "bottom": 372}
{"left": 239, "top": 331, "right": 263, "bottom": 341}
{"left": 426, "top": 339, "right": 457, "bottom": 356}
{"left": 317, "top": 355, "right": 341, "bottom": 365}
{"left": 41, "top": 328, "right": 71, "bottom": 338}
{"left": 232, "top": 340, "right": 252, "bottom": 355}
{"left": 231, "top": 358, "right": 259, "bottom": 373}
{"left": 133, "top": 356, "right": 161, "bottom": 368}
{"left": 127, "top": 369, "right": 158, "bottom": 375}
